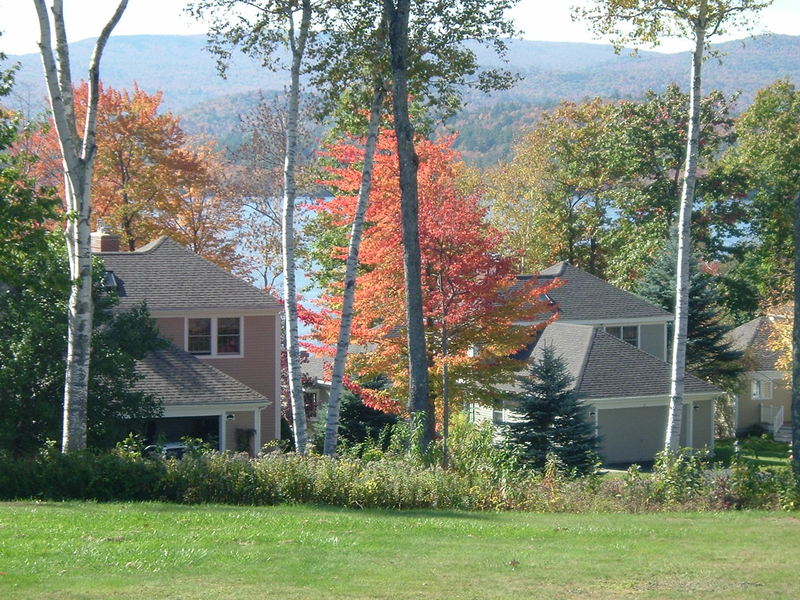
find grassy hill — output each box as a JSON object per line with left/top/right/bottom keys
{"left": 7, "top": 33, "right": 799, "bottom": 165}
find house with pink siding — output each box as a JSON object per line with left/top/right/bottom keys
{"left": 93, "top": 228, "right": 282, "bottom": 455}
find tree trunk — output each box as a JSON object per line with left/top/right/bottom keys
{"left": 384, "top": 0, "right": 434, "bottom": 451}
{"left": 441, "top": 320, "right": 450, "bottom": 470}
{"left": 792, "top": 190, "right": 800, "bottom": 479}
{"left": 282, "top": 0, "right": 311, "bottom": 454}
{"left": 322, "top": 83, "right": 385, "bottom": 456}
{"left": 665, "top": 12, "right": 706, "bottom": 452}
{"left": 34, "top": 0, "right": 128, "bottom": 453}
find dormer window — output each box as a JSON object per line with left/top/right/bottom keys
{"left": 187, "top": 317, "right": 242, "bottom": 357}
{"left": 102, "top": 270, "right": 118, "bottom": 291}
{"left": 605, "top": 325, "right": 639, "bottom": 348}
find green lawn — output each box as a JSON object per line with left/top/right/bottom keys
{"left": 715, "top": 437, "right": 791, "bottom": 468}
{"left": 2, "top": 502, "right": 800, "bottom": 599}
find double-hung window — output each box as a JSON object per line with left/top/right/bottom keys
{"left": 187, "top": 317, "right": 242, "bottom": 357}
{"left": 752, "top": 379, "right": 772, "bottom": 401}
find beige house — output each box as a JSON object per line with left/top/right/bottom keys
{"left": 729, "top": 316, "right": 791, "bottom": 441}
{"left": 476, "top": 262, "right": 720, "bottom": 465}
{"left": 94, "top": 229, "right": 282, "bottom": 455}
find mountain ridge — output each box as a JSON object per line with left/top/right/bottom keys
{"left": 6, "top": 33, "right": 798, "bottom": 165}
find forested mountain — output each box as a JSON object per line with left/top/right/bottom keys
{"left": 7, "top": 33, "right": 799, "bottom": 165}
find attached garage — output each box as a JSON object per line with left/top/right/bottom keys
{"left": 597, "top": 405, "right": 667, "bottom": 464}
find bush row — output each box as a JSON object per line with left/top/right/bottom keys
{"left": 1, "top": 447, "right": 798, "bottom": 512}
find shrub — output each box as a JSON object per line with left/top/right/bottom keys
{"left": 0, "top": 440, "right": 797, "bottom": 513}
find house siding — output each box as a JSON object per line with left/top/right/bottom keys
{"left": 692, "top": 399, "right": 714, "bottom": 449}
{"left": 154, "top": 314, "right": 279, "bottom": 447}
{"left": 736, "top": 376, "right": 791, "bottom": 434}
{"left": 205, "top": 315, "right": 279, "bottom": 447}
{"left": 226, "top": 410, "right": 257, "bottom": 454}
{"left": 639, "top": 324, "right": 665, "bottom": 360}
{"left": 736, "top": 381, "right": 758, "bottom": 432}
{"left": 156, "top": 317, "right": 184, "bottom": 347}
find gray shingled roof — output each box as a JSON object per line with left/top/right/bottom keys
{"left": 729, "top": 316, "right": 783, "bottom": 371}
{"left": 302, "top": 354, "right": 329, "bottom": 384}
{"left": 136, "top": 344, "right": 270, "bottom": 406}
{"left": 519, "top": 262, "right": 671, "bottom": 322}
{"left": 98, "top": 237, "right": 280, "bottom": 312}
{"left": 523, "top": 322, "right": 719, "bottom": 399}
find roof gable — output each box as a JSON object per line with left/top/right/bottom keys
{"left": 527, "top": 322, "right": 718, "bottom": 399}
{"left": 577, "top": 328, "right": 718, "bottom": 398}
{"left": 729, "top": 316, "right": 783, "bottom": 371}
{"left": 98, "top": 237, "right": 280, "bottom": 312}
{"left": 523, "top": 262, "right": 671, "bottom": 322}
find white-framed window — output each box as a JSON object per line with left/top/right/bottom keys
{"left": 304, "top": 392, "right": 318, "bottom": 419}
{"left": 751, "top": 379, "right": 773, "bottom": 401}
{"left": 605, "top": 325, "right": 639, "bottom": 348}
{"left": 187, "top": 317, "right": 242, "bottom": 357}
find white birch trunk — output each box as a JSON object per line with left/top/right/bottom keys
{"left": 33, "top": 0, "right": 128, "bottom": 453}
{"left": 322, "top": 84, "right": 385, "bottom": 456}
{"left": 792, "top": 190, "right": 800, "bottom": 478}
{"left": 283, "top": 1, "right": 311, "bottom": 454}
{"left": 665, "top": 6, "right": 706, "bottom": 452}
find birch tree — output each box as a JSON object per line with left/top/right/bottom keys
{"left": 33, "top": 0, "right": 128, "bottom": 453}
{"left": 311, "top": 4, "right": 389, "bottom": 456}
{"left": 574, "top": 0, "right": 772, "bottom": 451}
{"left": 188, "top": 0, "right": 314, "bottom": 453}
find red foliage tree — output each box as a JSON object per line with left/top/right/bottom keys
{"left": 311, "top": 130, "right": 559, "bottom": 418}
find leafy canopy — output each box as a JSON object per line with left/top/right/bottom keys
{"left": 309, "top": 130, "right": 558, "bottom": 414}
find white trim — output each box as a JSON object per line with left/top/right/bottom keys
{"left": 151, "top": 307, "right": 280, "bottom": 318}
{"left": 162, "top": 402, "right": 268, "bottom": 418}
{"left": 184, "top": 316, "right": 244, "bottom": 359}
{"left": 514, "top": 316, "right": 672, "bottom": 327}
{"left": 710, "top": 398, "right": 716, "bottom": 450}
{"left": 746, "top": 370, "right": 785, "bottom": 381}
{"left": 569, "top": 317, "right": 672, "bottom": 326}
{"left": 583, "top": 392, "right": 719, "bottom": 411}
{"left": 274, "top": 313, "right": 282, "bottom": 441}
{"left": 254, "top": 407, "right": 263, "bottom": 456}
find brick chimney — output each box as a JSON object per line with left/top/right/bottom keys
{"left": 90, "top": 221, "right": 121, "bottom": 253}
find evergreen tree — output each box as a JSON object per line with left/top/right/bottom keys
{"left": 637, "top": 236, "right": 743, "bottom": 390}
{"left": 507, "top": 346, "right": 598, "bottom": 475}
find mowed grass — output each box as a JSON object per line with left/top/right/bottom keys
{"left": 715, "top": 437, "right": 791, "bottom": 468}
{"left": 2, "top": 502, "right": 800, "bottom": 599}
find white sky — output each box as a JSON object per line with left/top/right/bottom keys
{"left": 0, "top": 0, "right": 798, "bottom": 56}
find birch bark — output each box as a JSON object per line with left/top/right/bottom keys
{"left": 33, "top": 0, "right": 128, "bottom": 453}
{"left": 665, "top": 4, "right": 706, "bottom": 451}
{"left": 322, "top": 83, "right": 385, "bottom": 456}
{"left": 283, "top": 0, "right": 312, "bottom": 454}
{"left": 793, "top": 190, "right": 800, "bottom": 478}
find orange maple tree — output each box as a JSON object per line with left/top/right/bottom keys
{"left": 310, "top": 130, "right": 559, "bottom": 415}
{"left": 26, "top": 82, "right": 247, "bottom": 274}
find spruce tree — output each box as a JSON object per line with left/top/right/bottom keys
{"left": 507, "top": 346, "right": 598, "bottom": 474}
{"left": 637, "top": 236, "right": 743, "bottom": 390}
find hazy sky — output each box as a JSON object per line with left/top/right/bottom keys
{"left": 0, "top": 0, "right": 798, "bottom": 56}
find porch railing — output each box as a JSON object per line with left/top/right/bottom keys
{"left": 760, "top": 404, "right": 784, "bottom": 435}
